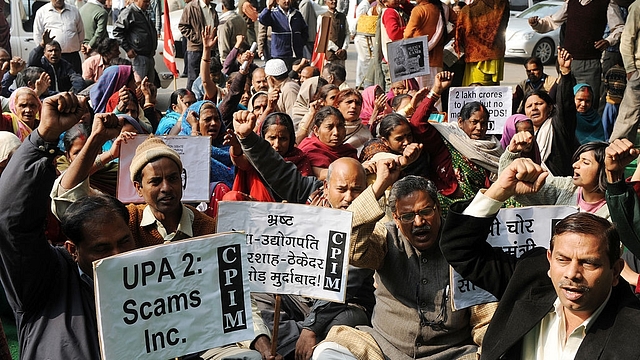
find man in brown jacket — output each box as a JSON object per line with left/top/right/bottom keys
{"left": 179, "top": 0, "right": 220, "bottom": 90}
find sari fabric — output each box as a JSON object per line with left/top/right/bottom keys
{"left": 298, "top": 135, "right": 358, "bottom": 168}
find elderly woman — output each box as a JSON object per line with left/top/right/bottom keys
{"left": 0, "top": 87, "right": 42, "bottom": 140}
{"left": 409, "top": 71, "right": 504, "bottom": 213}
{"left": 181, "top": 100, "right": 235, "bottom": 187}
{"left": 298, "top": 106, "right": 358, "bottom": 180}
{"left": 225, "top": 112, "right": 312, "bottom": 201}
{"left": 574, "top": 83, "right": 605, "bottom": 144}
{"left": 333, "top": 89, "right": 372, "bottom": 154}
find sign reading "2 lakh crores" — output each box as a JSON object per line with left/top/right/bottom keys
{"left": 93, "top": 232, "right": 254, "bottom": 360}
{"left": 447, "top": 86, "right": 512, "bottom": 135}
{"left": 217, "top": 201, "right": 353, "bottom": 302}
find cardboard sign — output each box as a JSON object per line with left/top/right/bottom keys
{"left": 447, "top": 86, "right": 513, "bottom": 135}
{"left": 217, "top": 201, "right": 353, "bottom": 302}
{"left": 387, "top": 36, "right": 430, "bottom": 83}
{"left": 452, "top": 205, "right": 578, "bottom": 310}
{"left": 117, "top": 135, "right": 211, "bottom": 203}
{"left": 94, "top": 232, "right": 254, "bottom": 360}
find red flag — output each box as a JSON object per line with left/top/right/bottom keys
{"left": 311, "top": 16, "right": 331, "bottom": 73}
{"left": 163, "top": 1, "right": 179, "bottom": 77}
{"left": 310, "top": 31, "right": 325, "bottom": 73}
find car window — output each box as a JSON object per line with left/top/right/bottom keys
{"left": 517, "top": 3, "right": 561, "bottom": 18}
{"left": 17, "top": 0, "right": 46, "bottom": 33}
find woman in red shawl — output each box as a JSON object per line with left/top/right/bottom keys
{"left": 298, "top": 106, "right": 358, "bottom": 180}
{"left": 225, "top": 112, "right": 312, "bottom": 202}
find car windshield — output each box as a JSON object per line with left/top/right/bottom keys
{"left": 516, "top": 3, "right": 561, "bottom": 18}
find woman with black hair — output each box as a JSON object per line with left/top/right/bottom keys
{"left": 225, "top": 112, "right": 311, "bottom": 201}
{"left": 155, "top": 88, "right": 196, "bottom": 135}
{"left": 499, "top": 141, "right": 611, "bottom": 219}
{"left": 360, "top": 113, "right": 428, "bottom": 178}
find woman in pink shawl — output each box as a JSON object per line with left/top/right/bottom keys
{"left": 360, "top": 85, "right": 392, "bottom": 127}
{"left": 90, "top": 65, "right": 135, "bottom": 113}
{"left": 500, "top": 113, "right": 541, "bottom": 164}
{"left": 0, "top": 87, "right": 42, "bottom": 141}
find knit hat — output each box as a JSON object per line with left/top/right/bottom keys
{"left": 129, "top": 135, "right": 182, "bottom": 182}
{"left": 264, "top": 59, "right": 288, "bottom": 77}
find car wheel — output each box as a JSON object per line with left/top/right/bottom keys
{"left": 533, "top": 39, "right": 554, "bottom": 65}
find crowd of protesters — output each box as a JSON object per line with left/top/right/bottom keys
{"left": 3, "top": 0, "right": 640, "bottom": 359}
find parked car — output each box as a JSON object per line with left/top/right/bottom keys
{"left": 505, "top": 0, "right": 563, "bottom": 65}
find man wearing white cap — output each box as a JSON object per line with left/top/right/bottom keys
{"left": 264, "top": 58, "right": 300, "bottom": 115}
{"left": 51, "top": 132, "right": 282, "bottom": 359}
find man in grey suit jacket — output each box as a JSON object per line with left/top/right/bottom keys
{"left": 442, "top": 157, "right": 640, "bottom": 360}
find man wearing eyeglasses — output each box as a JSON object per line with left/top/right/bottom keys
{"left": 311, "top": 173, "right": 496, "bottom": 359}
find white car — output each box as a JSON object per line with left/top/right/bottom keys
{"left": 8, "top": 0, "right": 175, "bottom": 88}
{"left": 505, "top": 0, "right": 563, "bottom": 65}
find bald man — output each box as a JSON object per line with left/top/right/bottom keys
{"left": 252, "top": 67, "right": 269, "bottom": 93}
{"left": 232, "top": 110, "right": 380, "bottom": 359}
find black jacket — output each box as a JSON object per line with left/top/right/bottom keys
{"left": 441, "top": 200, "right": 640, "bottom": 360}
{"left": 113, "top": 4, "right": 158, "bottom": 56}
{"left": 27, "top": 45, "right": 86, "bottom": 94}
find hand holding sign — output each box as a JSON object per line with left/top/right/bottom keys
{"left": 485, "top": 158, "right": 548, "bottom": 202}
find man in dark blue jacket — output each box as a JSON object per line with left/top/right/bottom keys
{"left": 27, "top": 36, "right": 85, "bottom": 94}
{"left": 258, "top": 0, "right": 308, "bottom": 70}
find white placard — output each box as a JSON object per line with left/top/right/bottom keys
{"left": 94, "top": 232, "right": 254, "bottom": 360}
{"left": 447, "top": 86, "right": 513, "bottom": 135}
{"left": 452, "top": 205, "right": 578, "bottom": 310}
{"left": 117, "top": 135, "right": 211, "bottom": 203}
{"left": 217, "top": 201, "right": 353, "bottom": 302}
{"left": 387, "top": 35, "right": 430, "bottom": 83}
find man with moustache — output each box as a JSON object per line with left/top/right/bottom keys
{"left": 513, "top": 57, "right": 557, "bottom": 113}
{"left": 440, "top": 157, "right": 640, "bottom": 359}
{"left": 311, "top": 175, "right": 495, "bottom": 360}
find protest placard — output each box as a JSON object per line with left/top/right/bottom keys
{"left": 451, "top": 205, "right": 578, "bottom": 310}
{"left": 447, "top": 86, "right": 512, "bottom": 135}
{"left": 217, "top": 201, "right": 353, "bottom": 302}
{"left": 116, "top": 135, "right": 211, "bottom": 203}
{"left": 94, "top": 232, "right": 254, "bottom": 360}
{"left": 387, "top": 35, "right": 430, "bottom": 83}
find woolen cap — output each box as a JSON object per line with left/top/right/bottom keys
{"left": 264, "top": 59, "right": 288, "bottom": 77}
{"left": 129, "top": 135, "right": 182, "bottom": 182}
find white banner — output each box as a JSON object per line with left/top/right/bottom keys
{"left": 452, "top": 205, "right": 578, "bottom": 310}
{"left": 217, "top": 201, "right": 353, "bottom": 302}
{"left": 117, "top": 135, "right": 211, "bottom": 203}
{"left": 387, "top": 35, "right": 430, "bottom": 83}
{"left": 447, "top": 86, "right": 513, "bottom": 135}
{"left": 94, "top": 232, "right": 254, "bottom": 360}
